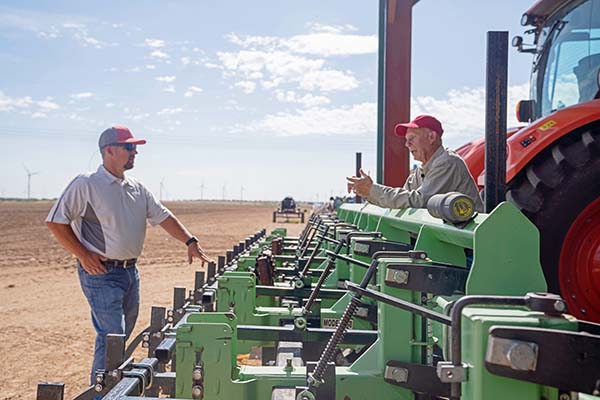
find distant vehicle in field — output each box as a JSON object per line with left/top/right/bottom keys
{"left": 273, "top": 196, "right": 305, "bottom": 223}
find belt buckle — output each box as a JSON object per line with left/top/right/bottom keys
{"left": 122, "top": 260, "right": 127, "bottom": 268}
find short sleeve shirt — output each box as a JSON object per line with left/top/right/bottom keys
{"left": 46, "top": 165, "right": 172, "bottom": 259}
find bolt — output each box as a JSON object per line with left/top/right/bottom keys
{"left": 192, "top": 368, "right": 203, "bottom": 381}
{"left": 393, "top": 270, "right": 409, "bottom": 284}
{"left": 446, "top": 371, "right": 454, "bottom": 379}
{"left": 94, "top": 384, "right": 103, "bottom": 392}
{"left": 389, "top": 367, "right": 408, "bottom": 383}
{"left": 553, "top": 300, "right": 566, "bottom": 312}
{"left": 559, "top": 394, "right": 570, "bottom": 400}
{"left": 94, "top": 374, "right": 103, "bottom": 384}
{"left": 192, "top": 385, "right": 204, "bottom": 399}
{"left": 581, "top": 308, "right": 587, "bottom": 314}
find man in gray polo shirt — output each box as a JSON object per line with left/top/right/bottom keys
{"left": 46, "top": 126, "right": 213, "bottom": 383}
{"left": 347, "top": 115, "right": 483, "bottom": 211}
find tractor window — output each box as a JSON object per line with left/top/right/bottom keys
{"left": 540, "top": 0, "right": 600, "bottom": 116}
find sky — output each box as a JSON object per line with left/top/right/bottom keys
{"left": 0, "top": 0, "right": 537, "bottom": 201}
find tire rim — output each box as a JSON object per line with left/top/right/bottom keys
{"left": 559, "top": 196, "right": 600, "bottom": 322}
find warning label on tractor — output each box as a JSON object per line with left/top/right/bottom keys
{"left": 323, "top": 318, "right": 353, "bottom": 329}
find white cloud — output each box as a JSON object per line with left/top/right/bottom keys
{"left": 150, "top": 49, "right": 170, "bottom": 59}
{"left": 204, "top": 62, "right": 220, "bottom": 69}
{"left": 155, "top": 75, "right": 176, "bottom": 83}
{"left": 145, "top": 38, "right": 165, "bottom": 48}
{"left": 70, "top": 92, "right": 94, "bottom": 100}
{"left": 237, "top": 103, "right": 376, "bottom": 136}
{"left": 38, "top": 99, "right": 60, "bottom": 110}
{"left": 62, "top": 23, "right": 110, "bottom": 49}
{"left": 226, "top": 28, "right": 376, "bottom": 57}
{"left": 146, "top": 64, "right": 156, "bottom": 70}
{"left": 235, "top": 81, "right": 256, "bottom": 94}
{"left": 305, "top": 22, "right": 358, "bottom": 34}
{"left": 411, "top": 83, "right": 529, "bottom": 149}
{"left": 298, "top": 69, "right": 358, "bottom": 92}
{"left": 126, "top": 66, "right": 141, "bottom": 73}
{"left": 163, "top": 85, "right": 176, "bottom": 93}
{"left": 184, "top": 86, "right": 203, "bottom": 97}
{"left": 105, "top": 103, "right": 115, "bottom": 108}
{"left": 284, "top": 33, "right": 377, "bottom": 56}
{"left": 0, "top": 92, "right": 61, "bottom": 116}
{"left": 275, "top": 90, "right": 330, "bottom": 107}
{"left": 158, "top": 107, "right": 183, "bottom": 115}
{"left": 235, "top": 82, "right": 530, "bottom": 140}
{"left": 181, "top": 57, "right": 190, "bottom": 66}
{"left": 129, "top": 113, "right": 149, "bottom": 121}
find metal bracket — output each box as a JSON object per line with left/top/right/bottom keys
{"left": 436, "top": 361, "right": 468, "bottom": 383}
{"left": 485, "top": 325, "right": 600, "bottom": 395}
{"left": 384, "top": 361, "right": 450, "bottom": 397}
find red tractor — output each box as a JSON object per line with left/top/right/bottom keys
{"left": 457, "top": 0, "right": 600, "bottom": 322}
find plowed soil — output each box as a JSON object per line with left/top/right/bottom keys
{"left": 0, "top": 200, "right": 304, "bottom": 399}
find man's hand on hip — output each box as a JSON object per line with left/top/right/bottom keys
{"left": 346, "top": 168, "right": 373, "bottom": 197}
{"left": 188, "top": 242, "right": 214, "bottom": 268}
{"left": 79, "top": 251, "right": 108, "bottom": 275}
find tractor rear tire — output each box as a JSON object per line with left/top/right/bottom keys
{"left": 506, "top": 124, "right": 600, "bottom": 322}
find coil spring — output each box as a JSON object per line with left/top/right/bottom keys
{"left": 311, "top": 295, "right": 362, "bottom": 381}
{"left": 302, "top": 257, "right": 336, "bottom": 314}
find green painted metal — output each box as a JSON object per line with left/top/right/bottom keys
{"left": 338, "top": 202, "right": 547, "bottom": 295}
{"left": 460, "top": 307, "right": 577, "bottom": 400}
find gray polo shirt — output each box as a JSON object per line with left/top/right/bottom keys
{"left": 367, "top": 146, "right": 484, "bottom": 212}
{"left": 46, "top": 165, "right": 172, "bottom": 260}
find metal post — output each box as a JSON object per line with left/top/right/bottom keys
{"left": 355, "top": 152, "right": 363, "bottom": 203}
{"left": 484, "top": 31, "right": 508, "bottom": 213}
{"left": 378, "top": 0, "right": 413, "bottom": 186}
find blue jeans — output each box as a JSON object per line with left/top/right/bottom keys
{"left": 77, "top": 262, "right": 140, "bottom": 384}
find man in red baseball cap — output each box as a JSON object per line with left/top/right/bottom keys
{"left": 347, "top": 115, "right": 483, "bottom": 211}
{"left": 46, "top": 125, "right": 214, "bottom": 384}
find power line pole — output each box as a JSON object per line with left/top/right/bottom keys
{"left": 200, "top": 180, "right": 205, "bottom": 200}
{"left": 222, "top": 184, "right": 226, "bottom": 201}
{"left": 240, "top": 185, "right": 245, "bottom": 202}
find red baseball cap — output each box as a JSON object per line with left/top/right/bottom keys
{"left": 394, "top": 115, "right": 444, "bottom": 137}
{"left": 98, "top": 126, "right": 147, "bottom": 149}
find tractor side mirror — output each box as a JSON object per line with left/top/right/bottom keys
{"left": 516, "top": 99, "right": 535, "bottom": 123}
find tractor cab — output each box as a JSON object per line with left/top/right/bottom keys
{"left": 514, "top": 0, "right": 600, "bottom": 121}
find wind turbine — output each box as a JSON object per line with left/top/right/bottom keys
{"left": 200, "top": 180, "right": 205, "bottom": 200}
{"left": 240, "top": 185, "right": 245, "bottom": 202}
{"left": 24, "top": 165, "right": 39, "bottom": 200}
{"left": 159, "top": 178, "right": 166, "bottom": 201}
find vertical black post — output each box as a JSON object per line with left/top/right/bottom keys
{"left": 36, "top": 383, "right": 64, "bottom": 400}
{"left": 484, "top": 31, "right": 508, "bottom": 213}
{"left": 355, "top": 152, "right": 363, "bottom": 203}
{"left": 105, "top": 334, "right": 126, "bottom": 370}
{"left": 217, "top": 256, "right": 225, "bottom": 274}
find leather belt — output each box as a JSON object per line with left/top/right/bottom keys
{"left": 103, "top": 258, "right": 137, "bottom": 268}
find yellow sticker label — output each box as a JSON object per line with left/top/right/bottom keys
{"left": 538, "top": 120, "right": 557, "bottom": 131}
{"left": 452, "top": 198, "right": 474, "bottom": 218}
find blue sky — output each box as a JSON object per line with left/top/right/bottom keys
{"left": 1, "top": 0, "right": 535, "bottom": 201}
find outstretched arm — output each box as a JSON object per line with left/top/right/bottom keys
{"left": 159, "top": 215, "right": 214, "bottom": 267}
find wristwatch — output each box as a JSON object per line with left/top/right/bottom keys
{"left": 185, "top": 236, "right": 199, "bottom": 246}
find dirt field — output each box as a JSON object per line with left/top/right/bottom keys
{"left": 0, "top": 200, "right": 304, "bottom": 399}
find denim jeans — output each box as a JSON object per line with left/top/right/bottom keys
{"left": 77, "top": 262, "right": 140, "bottom": 384}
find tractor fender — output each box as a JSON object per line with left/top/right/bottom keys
{"left": 457, "top": 99, "right": 600, "bottom": 185}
